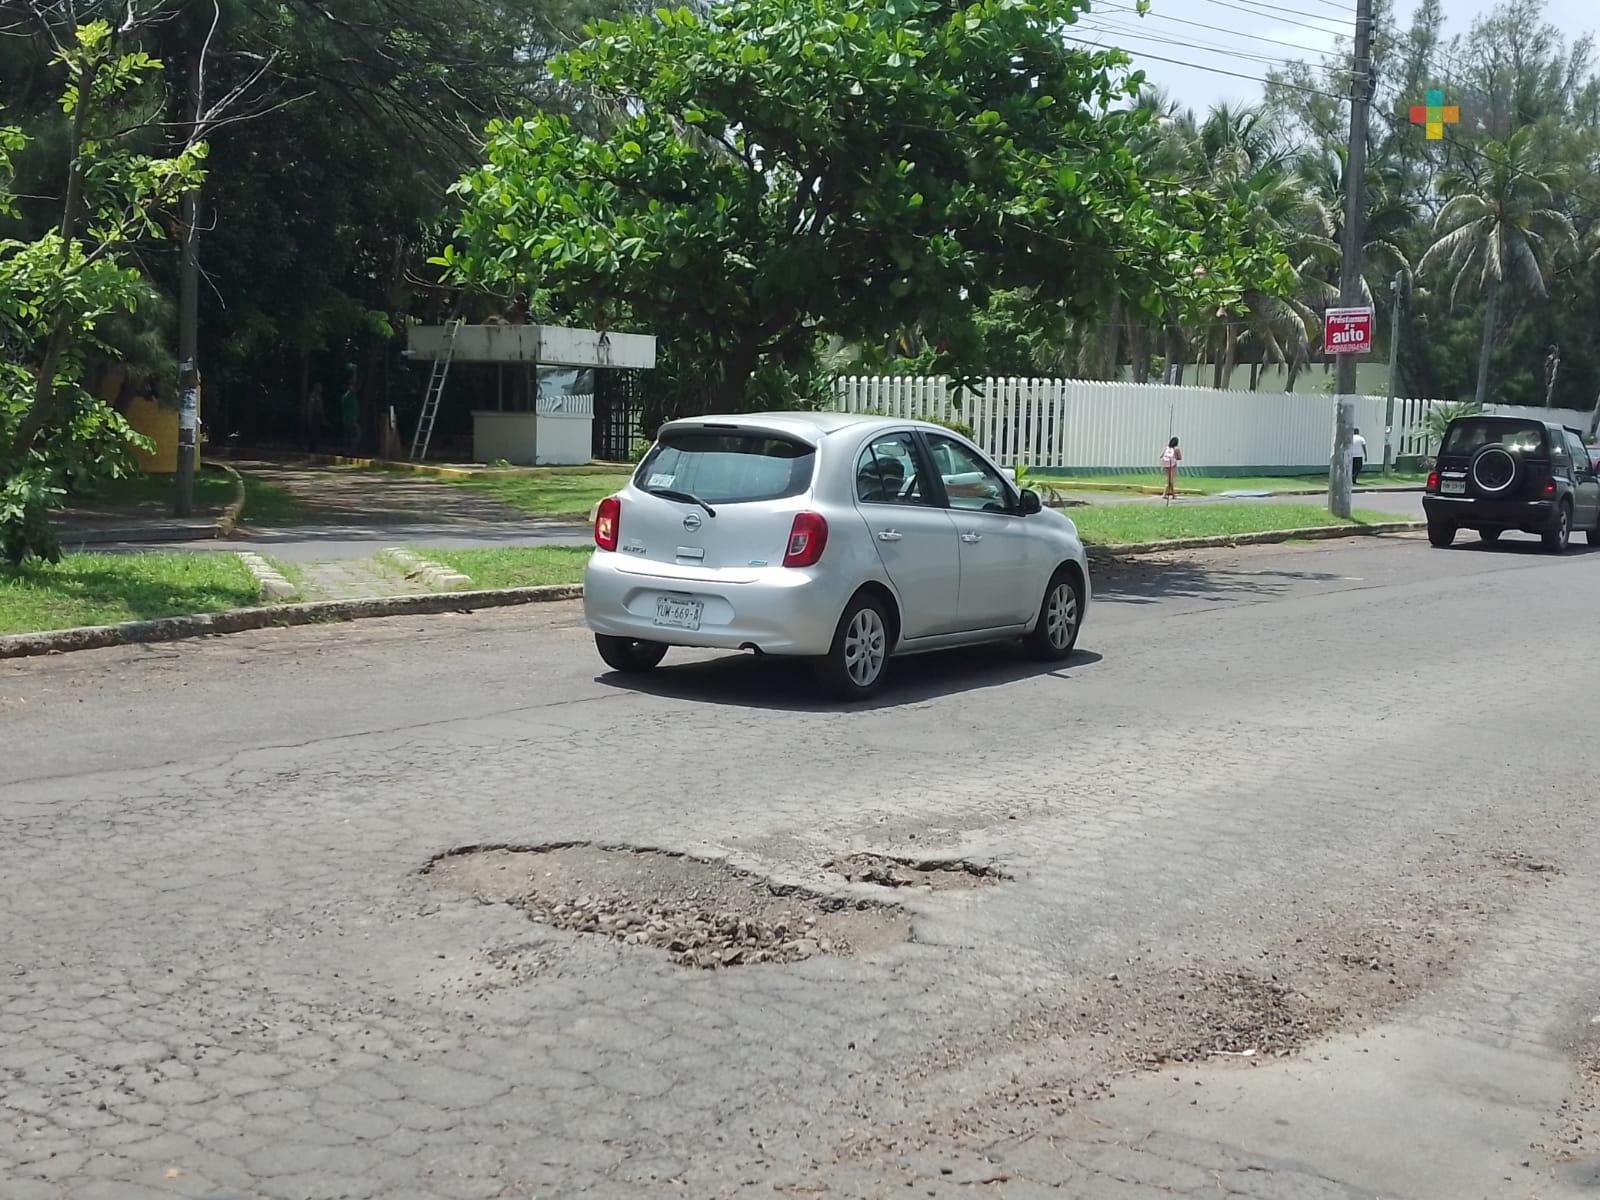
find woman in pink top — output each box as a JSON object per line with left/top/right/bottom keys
{"left": 1159, "top": 436, "right": 1182, "bottom": 498}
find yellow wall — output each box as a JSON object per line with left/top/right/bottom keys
{"left": 123, "top": 394, "right": 200, "bottom": 475}
{"left": 94, "top": 367, "right": 199, "bottom": 474}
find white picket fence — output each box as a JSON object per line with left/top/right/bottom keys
{"left": 830, "top": 375, "right": 1596, "bottom": 472}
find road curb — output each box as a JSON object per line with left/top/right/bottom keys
{"left": 209, "top": 459, "right": 248, "bottom": 535}
{"left": 0, "top": 585, "right": 583, "bottom": 661}
{"left": 1087, "top": 521, "right": 1425, "bottom": 557}
{"left": 376, "top": 547, "right": 472, "bottom": 591}
{"left": 1266, "top": 485, "right": 1426, "bottom": 497}
{"left": 236, "top": 552, "right": 297, "bottom": 602}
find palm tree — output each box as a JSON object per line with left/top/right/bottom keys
{"left": 1418, "top": 128, "right": 1578, "bottom": 405}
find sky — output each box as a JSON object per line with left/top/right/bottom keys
{"left": 1074, "top": 0, "right": 1600, "bottom": 114}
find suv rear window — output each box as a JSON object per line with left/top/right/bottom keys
{"left": 1440, "top": 418, "right": 1547, "bottom": 458}
{"left": 636, "top": 432, "right": 815, "bottom": 504}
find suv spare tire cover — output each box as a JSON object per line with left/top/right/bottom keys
{"left": 1469, "top": 443, "right": 1523, "bottom": 496}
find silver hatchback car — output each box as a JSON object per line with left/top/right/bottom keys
{"left": 583, "top": 412, "right": 1091, "bottom": 697}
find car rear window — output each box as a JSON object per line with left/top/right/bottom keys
{"left": 1440, "top": 418, "right": 1547, "bottom": 458}
{"left": 636, "top": 432, "right": 815, "bottom": 504}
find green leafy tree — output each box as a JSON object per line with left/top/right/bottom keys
{"left": 0, "top": 20, "right": 204, "bottom": 563}
{"left": 440, "top": 0, "right": 1288, "bottom": 414}
{"left": 1418, "top": 127, "right": 1577, "bottom": 406}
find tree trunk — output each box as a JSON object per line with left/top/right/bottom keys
{"left": 1474, "top": 278, "right": 1500, "bottom": 407}
{"left": 1164, "top": 326, "right": 1187, "bottom": 385}
{"left": 1129, "top": 323, "right": 1149, "bottom": 383}
{"left": 1249, "top": 360, "right": 1260, "bottom": 391}
{"left": 709, "top": 337, "right": 766, "bottom": 413}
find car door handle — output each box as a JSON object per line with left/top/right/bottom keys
{"left": 961, "top": 532, "right": 982, "bottom": 544}
{"left": 876, "top": 530, "right": 903, "bottom": 542}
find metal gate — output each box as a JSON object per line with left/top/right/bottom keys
{"left": 594, "top": 370, "right": 643, "bottom": 461}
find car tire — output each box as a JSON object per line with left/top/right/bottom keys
{"left": 1469, "top": 443, "right": 1523, "bottom": 497}
{"left": 815, "top": 592, "right": 891, "bottom": 701}
{"left": 1427, "top": 522, "right": 1456, "bottom": 548}
{"left": 1542, "top": 501, "right": 1572, "bottom": 554}
{"left": 595, "top": 634, "right": 668, "bottom": 674}
{"left": 1478, "top": 529, "right": 1501, "bottom": 543}
{"left": 1589, "top": 525, "right": 1600, "bottom": 547}
{"left": 1025, "top": 568, "right": 1084, "bottom": 662}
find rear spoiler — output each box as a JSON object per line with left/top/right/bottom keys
{"left": 658, "top": 419, "right": 821, "bottom": 448}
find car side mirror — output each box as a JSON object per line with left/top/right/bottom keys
{"left": 1019, "top": 489, "right": 1043, "bottom": 515}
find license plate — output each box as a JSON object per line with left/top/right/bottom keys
{"left": 654, "top": 596, "right": 703, "bottom": 631}
{"left": 1442, "top": 479, "right": 1466, "bottom": 495}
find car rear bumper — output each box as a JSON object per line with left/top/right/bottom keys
{"left": 1423, "top": 494, "right": 1557, "bottom": 530}
{"left": 583, "top": 553, "right": 847, "bottom": 657}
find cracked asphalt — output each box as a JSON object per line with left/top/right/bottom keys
{"left": 5, "top": 533, "right": 1600, "bottom": 1198}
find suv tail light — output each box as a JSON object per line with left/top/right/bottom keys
{"left": 595, "top": 496, "right": 621, "bottom": 551}
{"left": 1532, "top": 475, "right": 1556, "bottom": 496}
{"left": 783, "top": 512, "right": 828, "bottom": 567}
{"left": 1426, "top": 471, "right": 1438, "bottom": 492}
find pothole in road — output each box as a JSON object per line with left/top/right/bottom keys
{"left": 827, "top": 853, "right": 1006, "bottom": 890}
{"left": 425, "top": 843, "right": 909, "bottom": 969}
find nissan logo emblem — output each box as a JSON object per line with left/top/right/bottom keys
{"left": 682, "top": 513, "right": 702, "bottom": 532}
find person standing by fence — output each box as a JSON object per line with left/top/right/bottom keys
{"left": 1159, "top": 436, "right": 1182, "bottom": 499}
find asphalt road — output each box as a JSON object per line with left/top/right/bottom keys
{"left": 5, "top": 533, "right": 1600, "bottom": 1198}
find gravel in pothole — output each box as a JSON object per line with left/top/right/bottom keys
{"left": 828, "top": 853, "right": 1005, "bottom": 890}
{"left": 426, "top": 844, "right": 909, "bottom": 969}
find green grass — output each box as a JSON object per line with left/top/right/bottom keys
{"left": 451, "top": 468, "right": 632, "bottom": 518}
{"left": 1070, "top": 502, "right": 1396, "bottom": 546}
{"left": 426, "top": 547, "right": 592, "bottom": 590}
{"left": 0, "top": 552, "right": 259, "bottom": 634}
{"left": 1055, "top": 472, "right": 1426, "bottom": 495}
{"left": 69, "top": 470, "right": 236, "bottom": 514}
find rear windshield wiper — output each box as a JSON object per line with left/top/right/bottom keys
{"left": 645, "top": 487, "right": 717, "bottom": 518}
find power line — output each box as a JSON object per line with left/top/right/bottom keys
{"left": 1192, "top": 0, "right": 1350, "bottom": 37}
{"left": 1089, "top": 2, "right": 1345, "bottom": 56}
{"left": 1077, "top": 18, "right": 1339, "bottom": 73}
{"left": 1065, "top": 35, "right": 1347, "bottom": 101}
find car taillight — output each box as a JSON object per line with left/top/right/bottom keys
{"left": 595, "top": 496, "right": 620, "bottom": 551}
{"left": 1426, "top": 471, "right": 1438, "bottom": 492}
{"left": 783, "top": 512, "right": 828, "bottom": 567}
{"left": 1537, "top": 476, "right": 1556, "bottom": 496}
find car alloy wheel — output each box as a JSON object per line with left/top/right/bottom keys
{"left": 1045, "top": 580, "right": 1079, "bottom": 651}
{"left": 1026, "top": 568, "right": 1084, "bottom": 661}
{"left": 843, "top": 605, "right": 887, "bottom": 688}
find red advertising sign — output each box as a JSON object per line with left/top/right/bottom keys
{"left": 1324, "top": 307, "right": 1374, "bottom": 356}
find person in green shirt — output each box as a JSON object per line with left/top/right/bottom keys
{"left": 339, "top": 375, "right": 360, "bottom": 455}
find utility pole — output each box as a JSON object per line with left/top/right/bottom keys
{"left": 173, "top": 46, "right": 201, "bottom": 517}
{"left": 1331, "top": 0, "right": 1374, "bottom": 518}
{"left": 1382, "top": 271, "right": 1402, "bottom": 476}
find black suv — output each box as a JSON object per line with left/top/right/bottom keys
{"left": 1423, "top": 415, "right": 1600, "bottom": 551}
